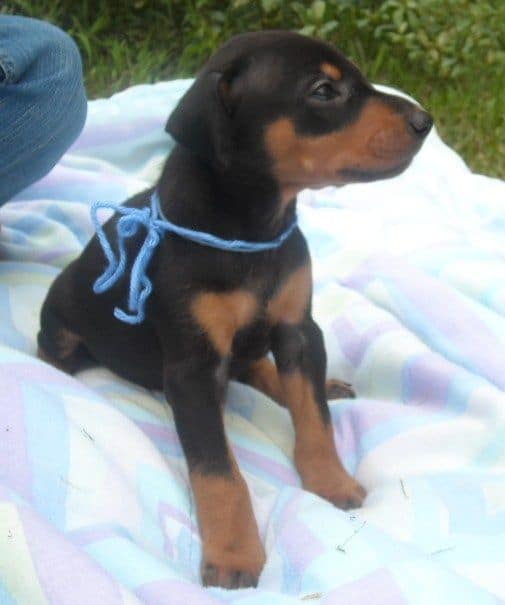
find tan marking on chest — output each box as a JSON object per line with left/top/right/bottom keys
{"left": 191, "top": 291, "right": 258, "bottom": 356}
{"left": 267, "top": 263, "right": 312, "bottom": 324}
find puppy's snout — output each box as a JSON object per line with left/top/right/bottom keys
{"left": 408, "top": 109, "right": 433, "bottom": 138}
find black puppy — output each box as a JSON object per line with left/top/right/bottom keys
{"left": 38, "top": 31, "right": 432, "bottom": 589}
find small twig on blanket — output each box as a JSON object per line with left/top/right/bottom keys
{"left": 301, "top": 592, "right": 324, "bottom": 600}
{"left": 400, "top": 478, "right": 409, "bottom": 499}
{"left": 59, "top": 475, "right": 87, "bottom": 491}
{"left": 336, "top": 520, "right": 367, "bottom": 553}
{"left": 430, "top": 546, "right": 455, "bottom": 556}
{"left": 81, "top": 427, "right": 95, "bottom": 442}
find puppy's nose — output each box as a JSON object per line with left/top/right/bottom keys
{"left": 409, "top": 109, "right": 433, "bottom": 137}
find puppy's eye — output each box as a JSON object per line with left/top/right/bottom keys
{"left": 310, "top": 82, "right": 338, "bottom": 101}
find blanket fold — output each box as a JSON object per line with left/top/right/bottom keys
{"left": 0, "top": 80, "right": 503, "bottom": 605}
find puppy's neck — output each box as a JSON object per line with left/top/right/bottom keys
{"left": 158, "top": 146, "right": 296, "bottom": 242}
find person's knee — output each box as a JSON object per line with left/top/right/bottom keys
{"left": 0, "top": 17, "right": 87, "bottom": 203}
{"left": 1, "top": 17, "right": 81, "bottom": 83}
{"left": 39, "top": 20, "right": 84, "bottom": 93}
{"left": 28, "top": 18, "right": 87, "bottom": 132}
{"left": 49, "top": 29, "right": 88, "bottom": 146}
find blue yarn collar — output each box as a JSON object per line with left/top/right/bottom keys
{"left": 91, "top": 190, "right": 298, "bottom": 325}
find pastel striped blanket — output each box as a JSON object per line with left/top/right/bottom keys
{"left": 0, "top": 80, "right": 504, "bottom": 605}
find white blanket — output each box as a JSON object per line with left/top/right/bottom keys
{"left": 0, "top": 80, "right": 504, "bottom": 605}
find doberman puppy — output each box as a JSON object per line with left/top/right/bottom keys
{"left": 38, "top": 31, "right": 432, "bottom": 589}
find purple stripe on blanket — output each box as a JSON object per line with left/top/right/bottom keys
{"left": 331, "top": 316, "right": 399, "bottom": 368}
{"left": 332, "top": 404, "right": 365, "bottom": 462}
{"left": 11, "top": 360, "right": 94, "bottom": 389}
{"left": 135, "top": 579, "right": 223, "bottom": 605}
{"left": 159, "top": 501, "right": 198, "bottom": 534}
{"left": 138, "top": 418, "right": 299, "bottom": 486}
{"left": 332, "top": 398, "right": 421, "bottom": 441}
{"left": 159, "top": 501, "right": 198, "bottom": 559}
{"left": 0, "top": 374, "right": 32, "bottom": 501}
{"left": 276, "top": 492, "right": 325, "bottom": 574}
{"left": 68, "top": 523, "right": 129, "bottom": 548}
{"left": 234, "top": 443, "right": 298, "bottom": 486}
{"left": 322, "top": 569, "right": 408, "bottom": 604}
{"left": 21, "top": 508, "right": 124, "bottom": 605}
{"left": 344, "top": 255, "right": 505, "bottom": 389}
{"left": 136, "top": 421, "right": 182, "bottom": 456}
{"left": 402, "top": 353, "right": 457, "bottom": 409}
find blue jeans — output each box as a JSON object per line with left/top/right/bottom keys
{"left": 0, "top": 16, "right": 87, "bottom": 205}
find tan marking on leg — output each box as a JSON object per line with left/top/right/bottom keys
{"left": 37, "top": 346, "right": 61, "bottom": 368}
{"left": 281, "top": 371, "right": 336, "bottom": 468}
{"left": 267, "top": 263, "right": 312, "bottom": 325}
{"left": 321, "top": 62, "right": 342, "bottom": 80}
{"left": 280, "top": 370, "right": 366, "bottom": 509}
{"left": 244, "top": 357, "right": 285, "bottom": 405}
{"left": 57, "top": 328, "right": 81, "bottom": 357}
{"left": 243, "top": 358, "right": 355, "bottom": 407}
{"left": 37, "top": 327, "right": 81, "bottom": 372}
{"left": 191, "top": 459, "right": 265, "bottom": 588}
{"left": 191, "top": 291, "right": 258, "bottom": 356}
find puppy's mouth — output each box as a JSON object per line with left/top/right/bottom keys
{"left": 338, "top": 160, "right": 412, "bottom": 183}
{"left": 281, "top": 159, "right": 412, "bottom": 196}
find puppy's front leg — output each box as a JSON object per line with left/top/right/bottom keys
{"left": 163, "top": 356, "right": 265, "bottom": 589}
{"left": 271, "top": 318, "right": 366, "bottom": 509}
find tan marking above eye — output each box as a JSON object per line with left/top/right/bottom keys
{"left": 264, "top": 98, "right": 412, "bottom": 194}
{"left": 321, "top": 62, "right": 342, "bottom": 80}
{"left": 267, "top": 263, "right": 312, "bottom": 325}
{"left": 191, "top": 290, "right": 258, "bottom": 356}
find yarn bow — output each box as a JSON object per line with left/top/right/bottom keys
{"left": 91, "top": 190, "right": 298, "bottom": 325}
{"left": 91, "top": 194, "right": 165, "bottom": 324}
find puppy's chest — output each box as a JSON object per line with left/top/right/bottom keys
{"left": 190, "top": 260, "right": 312, "bottom": 358}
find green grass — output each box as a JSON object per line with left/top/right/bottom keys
{"left": 2, "top": 0, "right": 504, "bottom": 177}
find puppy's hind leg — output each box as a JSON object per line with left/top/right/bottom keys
{"left": 37, "top": 304, "right": 94, "bottom": 375}
{"left": 235, "top": 356, "right": 355, "bottom": 405}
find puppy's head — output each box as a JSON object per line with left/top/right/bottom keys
{"left": 166, "top": 31, "right": 432, "bottom": 198}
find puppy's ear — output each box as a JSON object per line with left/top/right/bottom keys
{"left": 165, "top": 70, "right": 235, "bottom": 169}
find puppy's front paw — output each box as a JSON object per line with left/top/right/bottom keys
{"left": 202, "top": 561, "right": 262, "bottom": 589}
{"left": 318, "top": 472, "right": 366, "bottom": 510}
{"left": 201, "top": 542, "right": 265, "bottom": 589}
{"left": 298, "top": 453, "right": 366, "bottom": 510}
{"left": 192, "top": 472, "right": 265, "bottom": 589}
